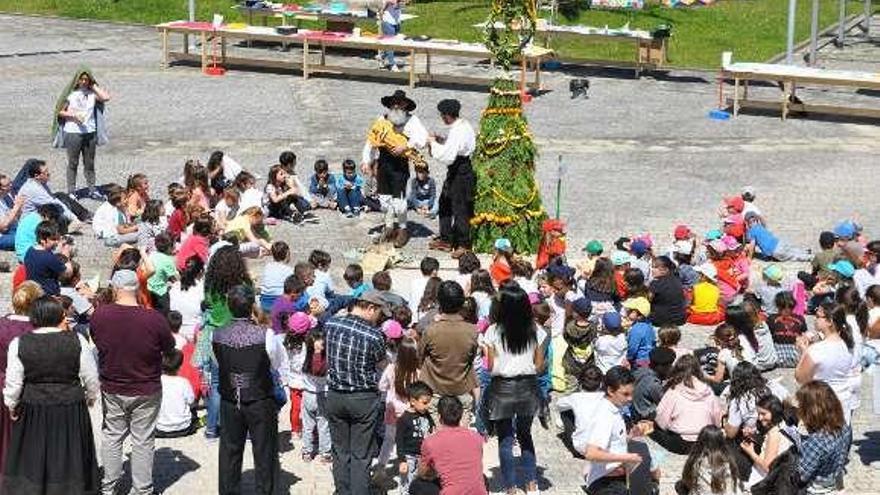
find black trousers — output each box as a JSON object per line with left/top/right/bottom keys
{"left": 438, "top": 157, "right": 475, "bottom": 248}
{"left": 325, "top": 390, "right": 381, "bottom": 495}
{"left": 218, "top": 398, "right": 278, "bottom": 495}
{"left": 587, "top": 475, "right": 629, "bottom": 495}
{"left": 649, "top": 428, "right": 694, "bottom": 455}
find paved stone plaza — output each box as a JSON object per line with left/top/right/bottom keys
{"left": 1, "top": 12, "right": 879, "bottom": 494}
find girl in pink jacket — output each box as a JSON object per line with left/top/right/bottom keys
{"left": 651, "top": 355, "right": 723, "bottom": 454}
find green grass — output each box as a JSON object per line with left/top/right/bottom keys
{"left": 0, "top": 0, "right": 866, "bottom": 68}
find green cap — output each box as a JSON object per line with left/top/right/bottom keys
{"left": 583, "top": 240, "right": 604, "bottom": 255}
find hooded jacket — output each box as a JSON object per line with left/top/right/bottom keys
{"left": 655, "top": 379, "right": 723, "bottom": 441}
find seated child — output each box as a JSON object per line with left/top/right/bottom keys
{"left": 212, "top": 187, "right": 239, "bottom": 231}
{"left": 576, "top": 240, "right": 603, "bottom": 280}
{"left": 156, "top": 349, "right": 197, "bottom": 438}
{"left": 594, "top": 312, "right": 627, "bottom": 373}
{"left": 233, "top": 171, "right": 262, "bottom": 211}
{"left": 687, "top": 263, "right": 725, "bottom": 325}
{"left": 395, "top": 381, "right": 435, "bottom": 494}
{"left": 265, "top": 161, "right": 311, "bottom": 223}
{"left": 335, "top": 159, "right": 364, "bottom": 217}
{"left": 361, "top": 161, "right": 383, "bottom": 213}
{"left": 766, "top": 290, "right": 807, "bottom": 367}
{"left": 92, "top": 185, "right": 139, "bottom": 247}
{"left": 632, "top": 347, "right": 676, "bottom": 422}
{"left": 308, "top": 159, "right": 338, "bottom": 210}
{"left": 344, "top": 263, "right": 371, "bottom": 298}
{"left": 756, "top": 264, "right": 787, "bottom": 315}
{"left": 657, "top": 325, "right": 690, "bottom": 362}
{"left": 413, "top": 396, "right": 487, "bottom": 495}
{"left": 259, "top": 241, "right": 294, "bottom": 312}
{"left": 555, "top": 365, "right": 604, "bottom": 457}
{"left": 146, "top": 232, "right": 179, "bottom": 315}
{"left": 744, "top": 211, "right": 811, "bottom": 261}
{"left": 489, "top": 238, "right": 513, "bottom": 286}
{"left": 623, "top": 296, "right": 655, "bottom": 368}
{"left": 137, "top": 200, "right": 165, "bottom": 253}
{"left": 562, "top": 298, "right": 597, "bottom": 393}
{"left": 406, "top": 165, "right": 437, "bottom": 218}
{"left": 224, "top": 206, "right": 272, "bottom": 257}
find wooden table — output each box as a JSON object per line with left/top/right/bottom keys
{"left": 157, "top": 21, "right": 553, "bottom": 89}
{"left": 475, "top": 22, "right": 668, "bottom": 76}
{"left": 233, "top": 5, "right": 417, "bottom": 32}
{"left": 722, "top": 62, "right": 880, "bottom": 121}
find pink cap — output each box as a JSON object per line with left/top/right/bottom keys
{"left": 288, "top": 312, "right": 317, "bottom": 335}
{"left": 383, "top": 320, "right": 404, "bottom": 340}
{"left": 721, "top": 235, "right": 741, "bottom": 250}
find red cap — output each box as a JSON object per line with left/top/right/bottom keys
{"left": 724, "top": 196, "right": 745, "bottom": 213}
{"left": 542, "top": 219, "right": 565, "bottom": 233}
{"left": 673, "top": 225, "right": 691, "bottom": 240}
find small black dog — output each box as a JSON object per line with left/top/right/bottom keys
{"left": 569, "top": 78, "right": 590, "bottom": 99}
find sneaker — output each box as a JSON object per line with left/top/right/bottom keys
{"left": 344, "top": 207, "right": 353, "bottom": 218}
{"left": 88, "top": 188, "right": 104, "bottom": 201}
{"left": 204, "top": 431, "right": 219, "bottom": 442}
{"left": 390, "top": 64, "right": 401, "bottom": 72}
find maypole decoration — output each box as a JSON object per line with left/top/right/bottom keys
{"left": 471, "top": 0, "right": 547, "bottom": 254}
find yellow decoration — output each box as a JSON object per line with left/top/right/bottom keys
{"left": 367, "top": 118, "right": 428, "bottom": 169}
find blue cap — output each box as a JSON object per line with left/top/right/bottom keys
{"left": 631, "top": 239, "right": 649, "bottom": 257}
{"left": 828, "top": 260, "right": 855, "bottom": 278}
{"left": 602, "top": 311, "right": 622, "bottom": 330}
{"left": 494, "top": 238, "right": 513, "bottom": 252}
{"left": 571, "top": 297, "right": 592, "bottom": 317}
{"left": 547, "top": 263, "right": 575, "bottom": 281}
{"left": 833, "top": 220, "right": 856, "bottom": 240}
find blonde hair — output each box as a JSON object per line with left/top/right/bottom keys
{"left": 12, "top": 281, "right": 44, "bottom": 316}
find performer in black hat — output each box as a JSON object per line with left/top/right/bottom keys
{"left": 362, "top": 90, "right": 428, "bottom": 248}
{"left": 427, "top": 99, "right": 476, "bottom": 258}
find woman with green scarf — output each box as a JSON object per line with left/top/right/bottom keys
{"left": 52, "top": 68, "right": 110, "bottom": 199}
{"left": 197, "top": 244, "right": 253, "bottom": 440}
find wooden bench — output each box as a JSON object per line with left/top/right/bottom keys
{"left": 722, "top": 62, "right": 880, "bottom": 121}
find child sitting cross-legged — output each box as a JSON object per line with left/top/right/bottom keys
{"left": 687, "top": 263, "right": 725, "bottom": 326}
{"left": 309, "top": 159, "right": 338, "bottom": 210}
{"left": 156, "top": 349, "right": 198, "bottom": 438}
{"left": 593, "top": 312, "right": 627, "bottom": 373}
{"left": 623, "top": 296, "right": 655, "bottom": 368}
{"left": 406, "top": 164, "right": 437, "bottom": 219}
{"left": 335, "top": 159, "right": 364, "bottom": 217}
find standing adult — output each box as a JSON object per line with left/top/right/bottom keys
{"left": 53, "top": 69, "right": 110, "bottom": 199}
{"left": 482, "top": 284, "right": 545, "bottom": 495}
{"left": 90, "top": 269, "right": 174, "bottom": 495}
{"left": 0, "top": 282, "right": 42, "bottom": 482}
{"left": 362, "top": 90, "right": 428, "bottom": 248}
{"left": 583, "top": 366, "right": 644, "bottom": 495}
{"left": 213, "top": 285, "right": 289, "bottom": 495}
{"left": 2, "top": 295, "right": 100, "bottom": 494}
{"left": 418, "top": 280, "right": 478, "bottom": 423}
{"left": 427, "top": 99, "right": 477, "bottom": 259}
{"left": 794, "top": 381, "right": 851, "bottom": 494}
{"left": 795, "top": 302, "right": 855, "bottom": 422}
{"left": 324, "top": 290, "right": 389, "bottom": 495}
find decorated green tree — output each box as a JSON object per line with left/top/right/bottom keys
{"left": 471, "top": 0, "right": 547, "bottom": 254}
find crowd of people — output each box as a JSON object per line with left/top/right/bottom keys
{"left": 0, "top": 70, "right": 875, "bottom": 495}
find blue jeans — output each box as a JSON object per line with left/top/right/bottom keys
{"left": 0, "top": 227, "right": 15, "bottom": 251}
{"left": 407, "top": 197, "right": 438, "bottom": 217}
{"left": 205, "top": 359, "right": 221, "bottom": 436}
{"left": 496, "top": 416, "right": 537, "bottom": 490}
{"left": 337, "top": 188, "right": 363, "bottom": 212}
{"left": 381, "top": 22, "right": 399, "bottom": 66}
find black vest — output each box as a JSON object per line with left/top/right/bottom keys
{"left": 212, "top": 319, "right": 274, "bottom": 405}
{"left": 19, "top": 331, "right": 85, "bottom": 405}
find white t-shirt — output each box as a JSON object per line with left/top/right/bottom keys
{"left": 408, "top": 275, "right": 429, "bottom": 316}
{"left": 92, "top": 201, "right": 123, "bottom": 239}
{"left": 726, "top": 380, "right": 789, "bottom": 430}
{"left": 594, "top": 334, "right": 627, "bottom": 373}
{"left": 157, "top": 375, "right": 195, "bottom": 432}
{"left": 556, "top": 391, "right": 604, "bottom": 455}
{"left": 240, "top": 188, "right": 263, "bottom": 211}
{"left": 807, "top": 338, "right": 853, "bottom": 408}
{"left": 168, "top": 280, "right": 204, "bottom": 342}
{"left": 585, "top": 396, "right": 629, "bottom": 486}
{"left": 63, "top": 89, "right": 97, "bottom": 134}
{"left": 259, "top": 261, "right": 294, "bottom": 298}
{"left": 483, "top": 324, "right": 546, "bottom": 378}
{"left": 287, "top": 345, "right": 307, "bottom": 390}
{"left": 549, "top": 291, "right": 580, "bottom": 338}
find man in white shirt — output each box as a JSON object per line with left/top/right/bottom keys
{"left": 361, "top": 90, "right": 428, "bottom": 248}
{"left": 427, "top": 99, "right": 476, "bottom": 259}
{"left": 584, "top": 366, "right": 643, "bottom": 494}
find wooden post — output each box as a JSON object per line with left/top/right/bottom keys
{"left": 161, "top": 28, "right": 168, "bottom": 69}
{"left": 303, "top": 38, "right": 310, "bottom": 79}
{"left": 781, "top": 80, "right": 792, "bottom": 120}
{"left": 200, "top": 31, "right": 207, "bottom": 72}
{"left": 409, "top": 49, "right": 416, "bottom": 88}
{"left": 733, "top": 77, "right": 741, "bottom": 116}
{"left": 320, "top": 41, "right": 326, "bottom": 67}
{"left": 221, "top": 35, "right": 227, "bottom": 64}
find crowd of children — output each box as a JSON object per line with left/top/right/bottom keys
{"left": 1, "top": 151, "right": 877, "bottom": 495}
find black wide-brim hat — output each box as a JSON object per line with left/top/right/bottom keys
{"left": 381, "top": 89, "right": 416, "bottom": 112}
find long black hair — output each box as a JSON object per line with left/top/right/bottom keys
{"left": 728, "top": 361, "right": 769, "bottom": 404}
{"left": 725, "top": 304, "right": 759, "bottom": 352}
{"left": 818, "top": 301, "right": 854, "bottom": 351}
{"left": 205, "top": 245, "right": 252, "bottom": 296}
{"left": 857, "top": 284, "right": 880, "bottom": 337}
{"left": 653, "top": 255, "right": 678, "bottom": 278}
{"left": 680, "top": 426, "right": 740, "bottom": 495}
{"left": 179, "top": 256, "right": 205, "bottom": 291}
{"left": 489, "top": 284, "right": 537, "bottom": 355}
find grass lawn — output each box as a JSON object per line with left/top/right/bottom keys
{"left": 0, "top": 0, "right": 867, "bottom": 68}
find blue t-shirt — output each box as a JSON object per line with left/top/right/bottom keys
{"left": 14, "top": 212, "right": 42, "bottom": 261}
{"left": 627, "top": 321, "right": 656, "bottom": 364}
{"left": 747, "top": 224, "right": 780, "bottom": 256}
{"left": 24, "top": 247, "right": 66, "bottom": 295}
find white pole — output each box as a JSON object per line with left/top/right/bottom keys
{"left": 809, "top": 0, "right": 820, "bottom": 65}
{"left": 786, "top": 0, "right": 797, "bottom": 64}
{"left": 837, "top": 0, "right": 846, "bottom": 47}
{"left": 189, "top": 0, "right": 196, "bottom": 21}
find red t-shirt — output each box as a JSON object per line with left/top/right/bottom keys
{"left": 167, "top": 209, "right": 186, "bottom": 242}
{"left": 176, "top": 234, "right": 209, "bottom": 270}
{"left": 420, "top": 426, "right": 487, "bottom": 495}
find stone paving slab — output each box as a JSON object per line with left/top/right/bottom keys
{"left": 1, "top": 12, "right": 880, "bottom": 494}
